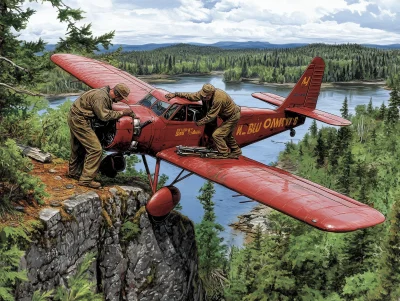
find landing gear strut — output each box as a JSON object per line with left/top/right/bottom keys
{"left": 143, "top": 155, "right": 193, "bottom": 219}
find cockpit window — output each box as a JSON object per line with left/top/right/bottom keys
{"left": 171, "top": 106, "right": 187, "bottom": 121}
{"left": 187, "top": 105, "right": 204, "bottom": 122}
{"left": 139, "top": 94, "right": 157, "bottom": 108}
{"left": 151, "top": 100, "right": 170, "bottom": 116}
{"left": 163, "top": 104, "right": 180, "bottom": 120}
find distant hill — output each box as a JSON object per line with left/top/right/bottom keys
{"left": 44, "top": 41, "right": 400, "bottom": 53}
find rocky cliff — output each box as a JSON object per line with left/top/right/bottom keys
{"left": 12, "top": 159, "right": 204, "bottom": 301}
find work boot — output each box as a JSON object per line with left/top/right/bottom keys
{"left": 230, "top": 148, "right": 242, "bottom": 157}
{"left": 206, "top": 153, "right": 229, "bottom": 159}
{"left": 67, "top": 173, "right": 80, "bottom": 180}
{"left": 78, "top": 180, "right": 102, "bottom": 189}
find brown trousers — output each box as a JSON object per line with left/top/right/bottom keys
{"left": 212, "top": 111, "right": 241, "bottom": 155}
{"left": 67, "top": 114, "right": 102, "bottom": 183}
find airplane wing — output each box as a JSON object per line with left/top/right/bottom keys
{"left": 156, "top": 148, "right": 385, "bottom": 232}
{"left": 51, "top": 54, "right": 153, "bottom": 104}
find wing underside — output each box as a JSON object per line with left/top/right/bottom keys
{"left": 157, "top": 148, "right": 385, "bottom": 232}
{"left": 51, "top": 53, "right": 153, "bottom": 104}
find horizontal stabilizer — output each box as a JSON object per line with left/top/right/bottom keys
{"left": 285, "top": 107, "right": 351, "bottom": 126}
{"left": 252, "top": 92, "right": 285, "bottom": 106}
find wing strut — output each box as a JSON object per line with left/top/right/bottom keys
{"left": 170, "top": 169, "right": 194, "bottom": 186}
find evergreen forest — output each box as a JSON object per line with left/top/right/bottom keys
{"left": 1, "top": 0, "right": 400, "bottom": 300}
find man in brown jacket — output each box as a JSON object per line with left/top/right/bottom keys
{"left": 165, "top": 84, "right": 241, "bottom": 159}
{"left": 67, "top": 83, "right": 133, "bottom": 188}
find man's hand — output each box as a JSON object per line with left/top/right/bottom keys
{"left": 165, "top": 93, "right": 176, "bottom": 101}
{"left": 121, "top": 108, "right": 134, "bottom": 117}
{"left": 195, "top": 121, "right": 203, "bottom": 126}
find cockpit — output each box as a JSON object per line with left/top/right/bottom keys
{"left": 138, "top": 92, "right": 206, "bottom": 122}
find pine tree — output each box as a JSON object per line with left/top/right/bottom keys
{"left": 373, "top": 201, "right": 400, "bottom": 300}
{"left": 340, "top": 96, "right": 349, "bottom": 119}
{"left": 337, "top": 149, "right": 354, "bottom": 195}
{"left": 0, "top": 0, "right": 114, "bottom": 208}
{"left": 309, "top": 120, "right": 318, "bottom": 138}
{"left": 195, "top": 181, "right": 227, "bottom": 299}
{"left": 377, "top": 102, "right": 387, "bottom": 120}
{"left": 386, "top": 87, "right": 400, "bottom": 125}
{"left": 315, "top": 130, "right": 326, "bottom": 167}
{"left": 367, "top": 97, "right": 374, "bottom": 116}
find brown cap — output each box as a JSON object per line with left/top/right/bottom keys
{"left": 114, "top": 83, "right": 130, "bottom": 101}
{"left": 200, "top": 83, "right": 215, "bottom": 98}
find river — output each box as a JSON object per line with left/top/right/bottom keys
{"left": 47, "top": 76, "right": 390, "bottom": 247}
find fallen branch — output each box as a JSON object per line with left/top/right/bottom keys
{"left": 17, "top": 144, "right": 52, "bottom": 163}
{"left": 0, "top": 55, "right": 29, "bottom": 72}
{"left": 0, "top": 83, "right": 46, "bottom": 97}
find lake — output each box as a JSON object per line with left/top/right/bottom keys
{"left": 48, "top": 76, "right": 390, "bottom": 246}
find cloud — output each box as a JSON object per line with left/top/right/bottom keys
{"left": 321, "top": 2, "right": 400, "bottom": 33}
{"left": 17, "top": 0, "right": 400, "bottom": 45}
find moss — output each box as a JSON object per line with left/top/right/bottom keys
{"left": 115, "top": 186, "right": 129, "bottom": 216}
{"left": 133, "top": 206, "right": 146, "bottom": 225}
{"left": 59, "top": 207, "right": 75, "bottom": 223}
{"left": 99, "top": 194, "right": 110, "bottom": 207}
{"left": 138, "top": 263, "right": 157, "bottom": 294}
{"left": 120, "top": 220, "right": 140, "bottom": 241}
{"left": 102, "top": 209, "right": 113, "bottom": 228}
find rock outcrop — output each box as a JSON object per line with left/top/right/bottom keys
{"left": 229, "top": 204, "right": 272, "bottom": 241}
{"left": 15, "top": 186, "right": 203, "bottom": 301}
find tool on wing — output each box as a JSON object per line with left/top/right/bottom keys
{"left": 176, "top": 145, "right": 219, "bottom": 158}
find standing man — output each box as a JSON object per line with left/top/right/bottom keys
{"left": 67, "top": 83, "right": 134, "bottom": 188}
{"left": 165, "top": 83, "right": 242, "bottom": 159}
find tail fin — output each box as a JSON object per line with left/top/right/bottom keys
{"left": 278, "top": 57, "right": 325, "bottom": 112}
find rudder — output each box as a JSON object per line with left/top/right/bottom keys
{"left": 278, "top": 57, "right": 325, "bottom": 111}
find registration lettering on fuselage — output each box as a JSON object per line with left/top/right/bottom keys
{"left": 236, "top": 117, "right": 299, "bottom": 136}
{"left": 175, "top": 128, "right": 202, "bottom": 136}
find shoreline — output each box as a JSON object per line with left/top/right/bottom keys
{"left": 44, "top": 74, "right": 389, "bottom": 99}
{"left": 138, "top": 74, "right": 388, "bottom": 89}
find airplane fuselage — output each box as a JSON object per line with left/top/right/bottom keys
{"left": 104, "top": 90, "right": 306, "bottom": 156}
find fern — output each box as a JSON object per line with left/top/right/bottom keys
{"left": 0, "top": 228, "right": 29, "bottom": 301}
{"left": 120, "top": 220, "right": 140, "bottom": 242}
{"left": 53, "top": 252, "right": 103, "bottom": 301}
{"left": 32, "top": 290, "right": 54, "bottom": 301}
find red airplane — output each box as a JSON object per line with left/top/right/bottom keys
{"left": 51, "top": 54, "right": 385, "bottom": 232}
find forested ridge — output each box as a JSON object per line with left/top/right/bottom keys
{"left": 112, "top": 43, "right": 400, "bottom": 87}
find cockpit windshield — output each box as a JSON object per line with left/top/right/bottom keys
{"left": 151, "top": 101, "right": 170, "bottom": 116}
{"left": 139, "top": 94, "right": 157, "bottom": 108}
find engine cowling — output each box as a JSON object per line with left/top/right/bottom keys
{"left": 146, "top": 186, "right": 181, "bottom": 217}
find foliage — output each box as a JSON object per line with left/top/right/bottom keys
{"left": 195, "top": 181, "right": 227, "bottom": 300}
{"left": 113, "top": 43, "right": 400, "bottom": 86}
{"left": 0, "top": 226, "right": 32, "bottom": 301}
{"left": 53, "top": 252, "right": 103, "bottom": 301}
{"left": 32, "top": 290, "right": 54, "bottom": 301}
{"left": 226, "top": 91, "right": 400, "bottom": 299}
{"left": 120, "top": 220, "right": 141, "bottom": 242}
{"left": 0, "top": 139, "right": 47, "bottom": 212}
{"left": 38, "top": 100, "right": 73, "bottom": 160}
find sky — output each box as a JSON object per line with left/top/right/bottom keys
{"left": 19, "top": 0, "right": 400, "bottom": 45}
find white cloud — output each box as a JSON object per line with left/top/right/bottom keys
{"left": 17, "top": 0, "right": 400, "bottom": 45}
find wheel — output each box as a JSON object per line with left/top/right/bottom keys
{"left": 290, "top": 129, "right": 296, "bottom": 137}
